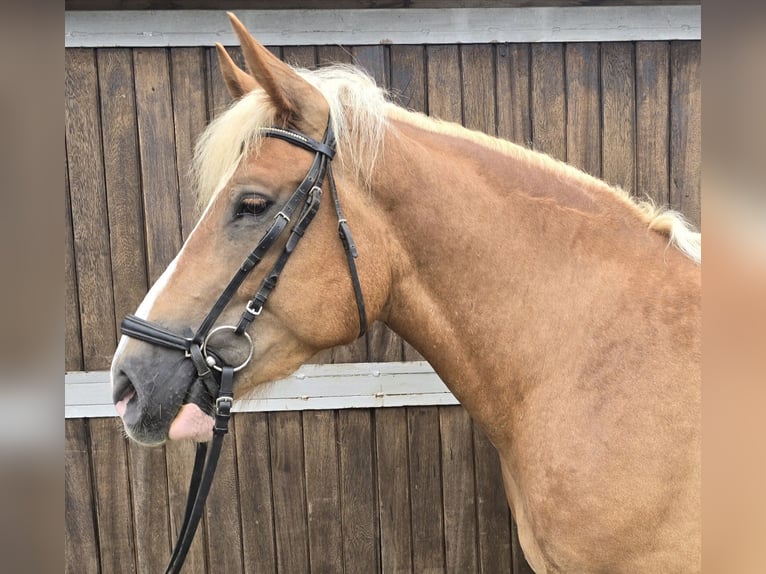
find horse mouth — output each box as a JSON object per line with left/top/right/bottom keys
{"left": 111, "top": 359, "right": 198, "bottom": 446}
{"left": 114, "top": 383, "right": 136, "bottom": 418}
{"left": 112, "top": 373, "right": 141, "bottom": 422}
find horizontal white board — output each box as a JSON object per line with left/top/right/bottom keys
{"left": 65, "top": 6, "right": 700, "bottom": 48}
{"left": 65, "top": 361, "right": 459, "bottom": 418}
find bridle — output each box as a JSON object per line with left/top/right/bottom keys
{"left": 118, "top": 116, "right": 366, "bottom": 574}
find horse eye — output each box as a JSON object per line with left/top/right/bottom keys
{"left": 236, "top": 195, "right": 272, "bottom": 218}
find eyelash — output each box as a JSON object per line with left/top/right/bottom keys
{"left": 236, "top": 195, "right": 272, "bottom": 218}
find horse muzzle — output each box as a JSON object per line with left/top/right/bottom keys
{"left": 111, "top": 348, "right": 199, "bottom": 445}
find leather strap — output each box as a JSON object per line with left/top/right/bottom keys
{"left": 184, "top": 344, "right": 219, "bottom": 412}
{"left": 164, "top": 365, "right": 234, "bottom": 574}
{"left": 236, "top": 185, "right": 323, "bottom": 334}
{"left": 260, "top": 127, "right": 336, "bottom": 159}
{"left": 329, "top": 165, "right": 367, "bottom": 336}
{"left": 163, "top": 441, "right": 207, "bottom": 574}
{"left": 121, "top": 314, "right": 191, "bottom": 352}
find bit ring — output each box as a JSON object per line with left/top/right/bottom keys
{"left": 201, "top": 326, "right": 254, "bottom": 372}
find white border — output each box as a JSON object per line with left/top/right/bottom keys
{"left": 65, "top": 6, "right": 700, "bottom": 47}
{"left": 65, "top": 361, "right": 458, "bottom": 418}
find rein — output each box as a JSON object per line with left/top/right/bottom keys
{"left": 119, "top": 117, "right": 366, "bottom": 574}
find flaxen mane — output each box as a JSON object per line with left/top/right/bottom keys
{"left": 194, "top": 65, "right": 701, "bottom": 263}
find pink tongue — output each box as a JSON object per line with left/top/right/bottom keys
{"left": 115, "top": 390, "right": 135, "bottom": 418}
{"left": 168, "top": 403, "right": 215, "bottom": 442}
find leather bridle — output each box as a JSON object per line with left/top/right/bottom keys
{"left": 118, "top": 117, "right": 366, "bottom": 574}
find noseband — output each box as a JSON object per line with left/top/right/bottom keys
{"left": 118, "top": 117, "right": 366, "bottom": 574}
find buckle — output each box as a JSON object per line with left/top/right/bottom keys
{"left": 215, "top": 395, "right": 233, "bottom": 416}
{"left": 246, "top": 300, "right": 263, "bottom": 317}
{"left": 274, "top": 211, "right": 290, "bottom": 223}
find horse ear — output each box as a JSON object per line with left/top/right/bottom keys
{"left": 226, "top": 12, "right": 328, "bottom": 131}
{"left": 215, "top": 43, "right": 258, "bottom": 99}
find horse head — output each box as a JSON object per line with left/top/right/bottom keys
{"left": 110, "top": 14, "right": 393, "bottom": 445}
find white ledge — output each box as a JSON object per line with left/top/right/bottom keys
{"left": 65, "top": 6, "right": 700, "bottom": 48}
{"left": 65, "top": 361, "right": 459, "bottom": 418}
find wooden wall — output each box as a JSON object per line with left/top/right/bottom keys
{"left": 65, "top": 40, "right": 700, "bottom": 573}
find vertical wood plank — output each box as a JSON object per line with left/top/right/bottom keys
{"left": 308, "top": 346, "right": 336, "bottom": 365}
{"left": 170, "top": 47, "right": 209, "bottom": 239}
{"left": 390, "top": 44, "right": 425, "bottom": 112}
{"left": 314, "top": 45, "right": 364, "bottom": 365}
{"left": 205, "top": 419, "right": 245, "bottom": 574}
{"left": 473, "top": 425, "right": 512, "bottom": 574}
{"left": 352, "top": 45, "right": 389, "bottom": 87}
{"left": 89, "top": 417, "right": 137, "bottom": 573}
{"left": 670, "top": 41, "right": 701, "bottom": 227}
{"left": 318, "top": 45, "right": 353, "bottom": 67}
{"left": 316, "top": 44, "right": 359, "bottom": 366}
{"left": 283, "top": 45, "right": 317, "bottom": 69}
{"left": 126, "top": 441, "right": 171, "bottom": 573}
{"left": 369, "top": 320, "right": 404, "bottom": 362}
{"left": 338, "top": 409, "right": 379, "bottom": 573}
{"left": 207, "top": 45, "right": 238, "bottom": 119}
{"left": 440, "top": 406, "right": 478, "bottom": 573}
{"left": 162, "top": 36, "right": 217, "bottom": 553}
{"left": 269, "top": 411, "right": 310, "bottom": 573}
{"left": 235, "top": 412, "right": 278, "bottom": 574}
{"left": 426, "top": 44, "right": 461, "bottom": 122}
{"left": 65, "top": 419, "right": 100, "bottom": 574}
{"left": 458, "top": 39, "right": 497, "bottom": 365}
{"left": 407, "top": 407, "right": 445, "bottom": 573}
{"left": 330, "top": 335, "right": 368, "bottom": 364}
{"left": 97, "top": 48, "right": 149, "bottom": 331}
{"left": 283, "top": 47, "right": 321, "bottom": 373}
{"left": 389, "top": 44, "right": 427, "bottom": 362}
{"left": 531, "top": 43, "right": 566, "bottom": 161}
{"left": 167, "top": 48, "right": 244, "bottom": 569}
{"left": 65, "top": 153, "right": 83, "bottom": 372}
{"left": 65, "top": 49, "right": 117, "bottom": 370}
{"left": 423, "top": 40, "right": 461, "bottom": 393}
{"left": 375, "top": 407, "right": 413, "bottom": 573}
{"left": 601, "top": 42, "right": 637, "bottom": 195}
{"left": 496, "top": 44, "right": 531, "bottom": 146}
{"left": 461, "top": 44, "right": 496, "bottom": 134}
{"left": 636, "top": 41, "right": 670, "bottom": 207}
{"left": 134, "top": 48, "right": 183, "bottom": 283}
{"left": 229, "top": 45, "right": 248, "bottom": 71}
{"left": 266, "top": 45, "right": 282, "bottom": 60}
{"left": 303, "top": 411, "right": 344, "bottom": 572}
{"left": 315, "top": 46, "right": 368, "bottom": 365}
{"left": 352, "top": 45, "right": 404, "bottom": 363}
{"left": 565, "top": 43, "right": 601, "bottom": 178}
{"left": 209, "top": 44, "right": 248, "bottom": 121}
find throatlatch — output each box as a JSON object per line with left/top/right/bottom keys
{"left": 118, "top": 116, "right": 367, "bottom": 574}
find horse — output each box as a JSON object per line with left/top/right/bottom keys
{"left": 110, "top": 13, "right": 701, "bottom": 573}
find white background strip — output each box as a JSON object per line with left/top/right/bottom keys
{"left": 65, "top": 6, "right": 700, "bottom": 48}
{"left": 65, "top": 361, "right": 459, "bottom": 418}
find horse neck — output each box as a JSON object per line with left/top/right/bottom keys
{"left": 372, "top": 117, "right": 693, "bottom": 444}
